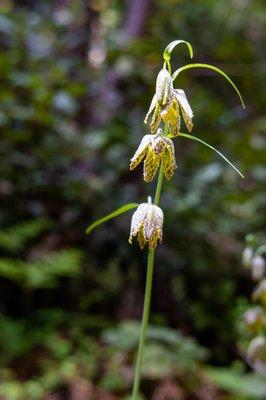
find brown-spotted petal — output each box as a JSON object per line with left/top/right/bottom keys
{"left": 143, "top": 147, "right": 160, "bottom": 182}
{"left": 156, "top": 68, "right": 173, "bottom": 106}
{"left": 162, "top": 99, "right": 181, "bottom": 136}
{"left": 175, "top": 89, "right": 193, "bottom": 132}
{"left": 144, "top": 94, "right": 157, "bottom": 124}
{"left": 130, "top": 135, "right": 154, "bottom": 170}
{"left": 162, "top": 138, "right": 177, "bottom": 180}
{"left": 150, "top": 102, "right": 162, "bottom": 133}
{"left": 142, "top": 204, "right": 164, "bottom": 248}
{"left": 129, "top": 203, "right": 149, "bottom": 243}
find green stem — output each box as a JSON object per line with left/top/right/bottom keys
{"left": 131, "top": 125, "right": 168, "bottom": 398}
{"left": 131, "top": 248, "right": 154, "bottom": 399}
{"left": 154, "top": 163, "right": 164, "bottom": 206}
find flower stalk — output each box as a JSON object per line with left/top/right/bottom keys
{"left": 85, "top": 39, "right": 245, "bottom": 398}
{"left": 131, "top": 247, "right": 154, "bottom": 399}
{"left": 131, "top": 153, "right": 165, "bottom": 400}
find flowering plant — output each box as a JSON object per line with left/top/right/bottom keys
{"left": 241, "top": 236, "right": 266, "bottom": 371}
{"left": 86, "top": 40, "right": 244, "bottom": 399}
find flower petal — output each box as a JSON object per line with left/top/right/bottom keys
{"left": 129, "top": 202, "right": 163, "bottom": 249}
{"left": 156, "top": 68, "right": 173, "bottom": 106}
{"left": 137, "top": 226, "right": 146, "bottom": 249}
{"left": 162, "top": 138, "right": 177, "bottom": 180}
{"left": 143, "top": 147, "right": 160, "bottom": 182}
{"left": 144, "top": 94, "right": 157, "bottom": 124}
{"left": 154, "top": 136, "right": 166, "bottom": 156}
{"left": 175, "top": 89, "right": 193, "bottom": 132}
{"left": 150, "top": 103, "right": 162, "bottom": 133}
{"left": 130, "top": 135, "right": 153, "bottom": 170}
{"left": 129, "top": 203, "right": 148, "bottom": 240}
{"left": 143, "top": 204, "right": 163, "bottom": 248}
{"left": 143, "top": 205, "right": 157, "bottom": 241}
{"left": 162, "top": 99, "right": 181, "bottom": 136}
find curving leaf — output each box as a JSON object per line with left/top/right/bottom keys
{"left": 178, "top": 132, "right": 244, "bottom": 178}
{"left": 163, "top": 40, "right": 193, "bottom": 62}
{"left": 172, "top": 63, "right": 245, "bottom": 109}
{"left": 85, "top": 203, "right": 138, "bottom": 235}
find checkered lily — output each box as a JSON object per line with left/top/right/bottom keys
{"left": 130, "top": 131, "right": 176, "bottom": 182}
{"left": 144, "top": 68, "right": 193, "bottom": 136}
{"left": 129, "top": 198, "right": 163, "bottom": 249}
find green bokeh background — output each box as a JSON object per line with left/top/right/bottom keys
{"left": 0, "top": 0, "right": 265, "bottom": 399}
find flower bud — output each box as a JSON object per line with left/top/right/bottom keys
{"left": 129, "top": 198, "right": 163, "bottom": 249}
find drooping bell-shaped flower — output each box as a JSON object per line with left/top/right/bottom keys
{"left": 144, "top": 68, "right": 193, "bottom": 136}
{"left": 130, "top": 130, "right": 176, "bottom": 182}
{"left": 129, "top": 198, "right": 163, "bottom": 249}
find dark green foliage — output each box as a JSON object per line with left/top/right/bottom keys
{"left": 0, "top": 0, "right": 265, "bottom": 398}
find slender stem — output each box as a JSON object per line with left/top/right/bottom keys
{"left": 131, "top": 248, "right": 154, "bottom": 399}
{"left": 154, "top": 163, "right": 164, "bottom": 206}
{"left": 131, "top": 124, "right": 169, "bottom": 399}
{"left": 167, "top": 60, "right": 172, "bottom": 75}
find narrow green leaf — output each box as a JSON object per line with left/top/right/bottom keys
{"left": 85, "top": 203, "right": 138, "bottom": 235}
{"left": 172, "top": 63, "right": 245, "bottom": 109}
{"left": 178, "top": 132, "right": 244, "bottom": 178}
{"left": 163, "top": 40, "right": 193, "bottom": 62}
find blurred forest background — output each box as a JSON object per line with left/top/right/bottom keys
{"left": 0, "top": 0, "right": 265, "bottom": 399}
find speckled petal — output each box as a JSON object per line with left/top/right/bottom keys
{"left": 138, "top": 227, "right": 146, "bottom": 249}
{"left": 143, "top": 147, "right": 160, "bottom": 182}
{"left": 156, "top": 68, "right": 173, "bottom": 106}
{"left": 150, "top": 206, "right": 164, "bottom": 248}
{"left": 162, "top": 138, "right": 177, "bottom": 180}
{"left": 175, "top": 89, "right": 193, "bottom": 132}
{"left": 143, "top": 204, "right": 163, "bottom": 248}
{"left": 130, "top": 135, "right": 154, "bottom": 170}
{"left": 129, "top": 203, "right": 149, "bottom": 242}
{"left": 142, "top": 205, "right": 155, "bottom": 240}
{"left": 150, "top": 103, "right": 162, "bottom": 133}
{"left": 153, "top": 136, "right": 166, "bottom": 156}
{"left": 144, "top": 94, "right": 157, "bottom": 124}
{"left": 129, "top": 202, "right": 164, "bottom": 249}
{"left": 162, "top": 99, "right": 181, "bottom": 136}
{"left": 160, "top": 90, "right": 175, "bottom": 117}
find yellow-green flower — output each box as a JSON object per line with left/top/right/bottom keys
{"left": 130, "top": 131, "right": 176, "bottom": 182}
{"left": 129, "top": 198, "right": 163, "bottom": 249}
{"left": 144, "top": 68, "right": 193, "bottom": 136}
